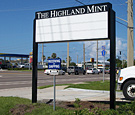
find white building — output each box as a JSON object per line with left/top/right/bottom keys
{"left": 82, "top": 60, "right": 110, "bottom": 69}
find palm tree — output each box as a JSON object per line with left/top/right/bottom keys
{"left": 51, "top": 53, "right": 57, "bottom": 59}
{"left": 47, "top": 56, "right": 51, "bottom": 60}
{"left": 66, "top": 56, "right": 72, "bottom": 64}
{"left": 43, "top": 55, "right": 46, "bottom": 61}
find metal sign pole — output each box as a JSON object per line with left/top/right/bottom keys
{"left": 53, "top": 75, "right": 56, "bottom": 111}
{"left": 102, "top": 46, "right": 105, "bottom": 83}
{"left": 103, "top": 55, "right": 105, "bottom": 82}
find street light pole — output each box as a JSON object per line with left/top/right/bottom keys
{"left": 96, "top": 40, "right": 98, "bottom": 69}
{"left": 83, "top": 44, "right": 85, "bottom": 70}
{"left": 67, "top": 42, "right": 69, "bottom": 68}
{"left": 42, "top": 44, "right": 44, "bottom": 65}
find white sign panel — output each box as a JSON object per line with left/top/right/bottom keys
{"left": 35, "top": 3, "right": 111, "bottom": 43}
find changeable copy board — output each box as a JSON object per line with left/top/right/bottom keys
{"left": 35, "top": 3, "right": 112, "bottom": 43}
{"left": 48, "top": 58, "right": 61, "bottom": 69}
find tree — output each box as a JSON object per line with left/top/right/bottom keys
{"left": 62, "top": 60, "right": 66, "bottom": 63}
{"left": 43, "top": 55, "right": 46, "bottom": 61}
{"left": 107, "top": 58, "right": 122, "bottom": 68}
{"left": 70, "top": 62, "right": 76, "bottom": 66}
{"left": 66, "top": 56, "right": 72, "bottom": 64}
{"left": 116, "top": 59, "right": 122, "bottom": 68}
{"left": 51, "top": 53, "right": 57, "bottom": 59}
{"left": 47, "top": 56, "right": 51, "bottom": 60}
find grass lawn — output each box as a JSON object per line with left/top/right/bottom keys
{"left": 0, "top": 97, "right": 73, "bottom": 115}
{"left": 0, "top": 97, "right": 31, "bottom": 115}
{"left": 38, "top": 80, "right": 111, "bottom": 91}
{"left": 65, "top": 80, "right": 110, "bottom": 90}
{"left": 38, "top": 84, "right": 72, "bottom": 89}
{"left": 0, "top": 96, "right": 134, "bottom": 115}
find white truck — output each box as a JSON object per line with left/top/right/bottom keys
{"left": 117, "top": 66, "right": 135, "bottom": 100}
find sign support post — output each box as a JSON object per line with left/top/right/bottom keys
{"left": 53, "top": 75, "right": 56, "bottom": 111}
{"left": 103, "top": 55, "right": 105, "bottom": 82}
{"left": 109, "top": 10, "right": 116, "bottom": 110}
{"left": 48, "top": 59, "right": 61, "bottom": 110}
{"left": 102, "top": 46, "right": 106, "bottom": 82}
{"left": 32, "top": 20, "right": 38, "bottom": 103}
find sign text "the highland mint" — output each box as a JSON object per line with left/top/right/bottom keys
{"left": 36, "top": 4, "right": 110, "bottom": 19}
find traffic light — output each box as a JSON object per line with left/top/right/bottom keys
{"left": 120, "top": 51, "right": 121, "bottom": 55}
{"left": 90, "top": 58, "right": 94, "bottom": 62}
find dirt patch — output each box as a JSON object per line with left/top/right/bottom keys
{"left": 55, "top": 101, "right": 110, "bottom": 111}
{"left": 9, "top": 100, "right": 117, "bottom": 114}
{"left": 10, "top": 104, "right": 35, "bottom": 115}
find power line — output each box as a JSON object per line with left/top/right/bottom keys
{"left": 116, "top": 20, "right": 135, "bottom": 29}
{"left": 75, "top": 0, "right": 85, "bottom": 5}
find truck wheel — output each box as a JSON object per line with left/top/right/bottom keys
{"left": 123, "top": 80, "right": 135, "bottom": 100}
{"left": 68, "top": 73, "right": 71, "bottom": 75}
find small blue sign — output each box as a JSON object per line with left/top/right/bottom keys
{"left": 102, "top": 46, "right": 105, "bottom": 50}
{"left": 48, "top": 58, "right": 61, "bottom": 69}
{"left": 102, "top": 50, "right": 106, "bottom": 56}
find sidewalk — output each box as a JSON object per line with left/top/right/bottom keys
{"left": 0, "top": 86, "right": 128, "bottom": 102}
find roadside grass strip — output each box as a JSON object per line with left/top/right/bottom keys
{"left": 38, "top": 80, "right": 111, "bottom": 91}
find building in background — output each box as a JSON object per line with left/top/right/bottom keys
{"left": 82, "top": 60, "right": 110, "bottom": 69}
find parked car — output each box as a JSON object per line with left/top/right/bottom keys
{"left": 117, "top": 66, "right": 135, "bottom": 100}
{"left": 17, "top": 64, "right": 25, "bottom": 68}
{"left": 44, "top": 69, "right": 51, "bottom": 75}
{"left": 61, "top": 67, "right": 67, "bottom": 72}
{"left": 1, "top": 64, "right": 8, "bottom": 69}
{"left": 105, "top": 69, "right": 110, "bottom": 74}
{"left": 67, "top": 66, "right": 86, "bottom": 75}
{"left": 97, "top": 68, "right": 103, "bottom": 73}
{"left": 86, "top": 68, "right": 99, "bottom": 74}
{"left": 44, "top": 69, "right": 65, "bottom": 75}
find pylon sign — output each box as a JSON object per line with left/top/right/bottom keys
{"left": 33, "top": 2, "right": 116, "bottom": 110}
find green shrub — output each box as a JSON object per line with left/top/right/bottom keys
{"left": 73, "top": 98, "right": 81, "bottom": 108}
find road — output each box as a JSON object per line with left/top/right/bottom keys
{"left": 0, "top": 70, "right": 110, "bottom": 89}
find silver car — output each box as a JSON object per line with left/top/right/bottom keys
{"left": 67, "top": 66, "right": 86, "bottom": 75}
{"left": 86, "top": 68, "right": 99, "bottom": 74}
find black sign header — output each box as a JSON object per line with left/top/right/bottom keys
{"left": 36, "top": 2, "right": 112, "bottom": 19}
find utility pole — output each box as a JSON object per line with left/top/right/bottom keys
{"left": 42, "top": 44, "right": 44, "bottom": 65}
{"left": 83, "top": 44, "right": 85, "bottom": 70}
{"left": 77, "top": 55, "right": 78, "bottom": 65}
{"left": 127, "top": 0, "right": 134, "bottom": 67}
{"left": 67, "top": 42, "right": 69, "bottom": 68}
{"left": 96, "top": 40, "right": 98, "bottom": 69}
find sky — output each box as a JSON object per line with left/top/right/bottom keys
{"left": 0, "top": 0, "right": 134, "bottom": 63}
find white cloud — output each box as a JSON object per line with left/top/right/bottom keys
{"left": 84, "top": 37, "right": 127, "bottom": 61}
